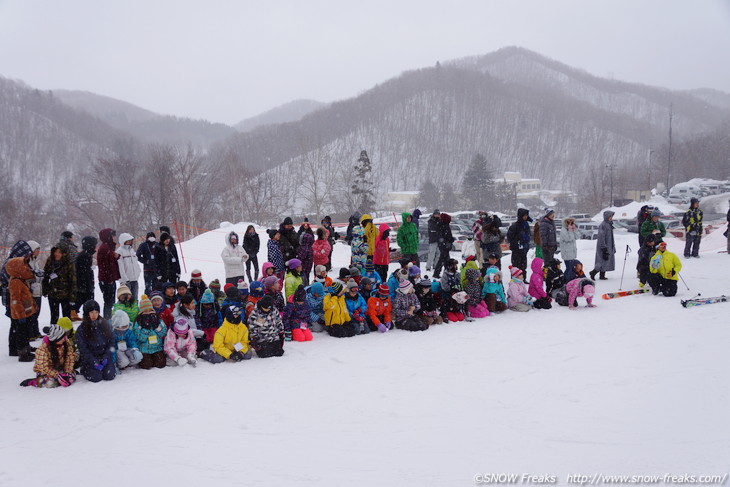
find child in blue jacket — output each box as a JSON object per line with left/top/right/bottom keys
{"left": 111, "top": 310, "right": 142, "bottom": 370}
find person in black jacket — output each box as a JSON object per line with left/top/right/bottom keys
{"left": 507, "top": 208, "right": 532, "bottom": 279}
{"left": 136, "top": 232, "right": 157, "bottom": 295}
{"left": 637, "top": 234, "right": 659, "bottom": 289}
{"left": 243, "top": 225, "right": 260, "bottom": 283}
{"left": 153, "top": 233, "right": 178, "bottom": 287}
{"left": 682, "top": 198, "right": 703, "bottom": 258}
{"left": 76, "top": 300, "right": 116, "bottom": 383}
{"left": 159, "top": 226, "right": 181, "bottom": 282}
{"left": 75, "top": 236, "right": 97, "bottom": 315}
{"left": 636, "top": 205, "right": 653, "bottom": 247}
{"left": 433, "top": 213, "right": 455, "bottom": 278}
{"left": 426, "top": 210, "right": 441, "bottom": 272}
{"left": 278, "top": 217, "right": 300, "bottom": 263}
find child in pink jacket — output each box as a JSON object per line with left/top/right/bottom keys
{"left": 566, "top": 278, "right": 597, "bottom": 310}
{"left": 507, "top": 266, "right": 533, "bottom": 312}
{"left": 312, "top": 228, "right": 331, "bottom": 267}
{"left": 164, "top": 319, "right": 198, "bottom": 366}
{"left": 528, "top": 258, "right": 552, "bottom": 309}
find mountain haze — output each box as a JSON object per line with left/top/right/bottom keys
{"left": 235, "top": 99, "right": 327, "bottom": 132}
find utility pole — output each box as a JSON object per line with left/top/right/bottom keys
{"left": 666, "top": 103, "right": 673, "bottom": 192}
{"left": 606, "top": 163, "right": 616, "bottom": 207}
{"left": 648, "top": 146, "right": 653, "bottom": 200}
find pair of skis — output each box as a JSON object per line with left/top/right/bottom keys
{"left": 601, "top": 289, "right": 728, "bottom": 308}
{"left": 681, "top": 295, "right": 728, "bottom": 308}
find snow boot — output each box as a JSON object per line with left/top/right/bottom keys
{"left": 589, "top": 269, "right": 598, "bottom": 281}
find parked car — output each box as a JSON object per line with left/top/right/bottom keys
{"left": 623, "top": 218, "right": 639, "bottom": 233}
{"left": 667, "top": 195, "right": 689, "bottom": 205}
{"left": 577, "top": 221, "right": 600, "bottom": 240}
{"left": 568, "top": 213, "right": 593, "bottom": 221}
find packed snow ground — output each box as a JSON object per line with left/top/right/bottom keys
{"left": 1, "top": 225, "right": 729, "bottom": 486}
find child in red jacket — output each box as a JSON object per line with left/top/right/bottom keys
{"left": 366, "top": 284, "right": 393, "bottom": 333}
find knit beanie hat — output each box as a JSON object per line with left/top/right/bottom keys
{"left": 651, "top": 209, "right": 661, "bottom": 217}
{"left": 138, "top": 295, "right": 155, "bottom": 314}
{"left": 263, "top": 276, "right": 279, "bottom": 290}
{"left": 349, "top": 266, "right": 361, "bottom": 277}
{"left": 360, "top": 277, "right": 372, "bottom": 288}
{"left": 287, "top": 258, "right": 302, "bottom": 270}
{"left": 330, "top": 280, "right": 344, "bottom": 295}
{"left": 310, "top": 282, "right": 324, "bottom": 296}
{"left": 209, "top": 279, "right": 221, "bottom": 292}
{"left": 57, "top": 316, "right": 74, "bottom": 331}
{"left": 224, "top": 283, "right": 235, "bottom": 293}
{"left": 346, "top": 279, "right": 359, "bottom": 291}
{"left": 315, "top": 265, "right": 327, "bottom": 274}
{"left": 338, "top": 268, "right": 351, "bottom": 280}
{"left": 365, "top": 261, "right": 375, "bottom": 272}
{"left": 249, "top": 280, "right": 264, "bottom": 298}
{"left": 225, "top": 286, "right": 241, "bottom": 301}
{"left": 258, "top": 295, "right": 274, "bottom": 311}
{"left": 111, "top": 310, "right": 131, "bottom": 330}
{"left": 191, "top": 269, "right": 202, "bottom": 279}
{"left": 116, "top": 285, "right": 131, "bottom": 299}
{"left": 200, "top": 288, "right": 215, "bottom": 304}
{"left": 408, "top": 265, "right": 421, "bottom": 277}
{"left": 397, "top": 280, "right": 413, "bottom": 294}
{"left": 658, "top": 241, "right": 667, "bottom": 249}
{"left": 378, "top": 284, "right": 390, "bottom": 296}
{"left": 237, "top": 279, "right": 249, "bottom": 292}
{"left": 417, "top": 278, "right": 432, "bottom": 288}
{"left": 83, "top": 300, "right": 100, "bottom": 315}
{"left": 173, "top": 318, "right": 190, "bottom": 335}
{"left": 46, "top": 324, "right": 65, "bottom": 342}
{"left": 509, "top": 266, "right": 523, "bottom": 278}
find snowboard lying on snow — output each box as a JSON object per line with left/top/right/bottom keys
{"left": 602, "top": 289, "right": 650, "bottom": 300}
{"left": 680, "top": 295, "right": 728, "bottom": 308}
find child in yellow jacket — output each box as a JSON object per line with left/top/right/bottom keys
{"left": 323, "top": 280, "right": 358, "bottom": 338}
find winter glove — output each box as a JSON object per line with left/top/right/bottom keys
{"left": 131, "top": 348, "right": 143, "bottom": 362}
{"left": 187, "top": 356, "right": 197, "bottom": 366}
{"left": 176, "top": 357, "right": 187, "bottom": 366}
{"left": 384, "top": 321, "right": 393, "bottom": 330}
{"left": 229, "top": 351, "right": 245, "bottom": 362}
{"left": 377, "top": 323, "right": 389, "bottom": 333}
{"left": 93, "top": 361, "right": 104, "bottom": 371}
{"left": 57, "top": 371, "right": 75, "bottom": 387}
{"left": 602, "top": 249, "right": 609, "bottom": 260}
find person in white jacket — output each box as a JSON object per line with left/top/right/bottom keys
{"left": 221, "top": 231, "right": 248, "bottom": 286}
{"left": 117, "top": 233, "right": 141, "bottom": 300}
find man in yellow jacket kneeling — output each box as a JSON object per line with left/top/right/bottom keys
{"left": 649, "top": 242, "right": 682, "bottom": 297}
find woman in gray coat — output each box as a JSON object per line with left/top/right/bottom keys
{"left": 559, "top": 217, "right": 579, "bottom": 274}
{"left": 590, "top": 211, "right": 616, "bottom": 281}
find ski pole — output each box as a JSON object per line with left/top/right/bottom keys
{"left": 678, "top": 273, "right": 690, "bottom": 291}
{"left": 619, "top": 244, "right": 631, "bottom": 290}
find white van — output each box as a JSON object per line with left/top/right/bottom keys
{"left": 669, "top": 184, "right": 701, "bottom": 203}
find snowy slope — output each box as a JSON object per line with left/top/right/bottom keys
{"left": 1, "top": 227, "right": 728, "bottom": 486}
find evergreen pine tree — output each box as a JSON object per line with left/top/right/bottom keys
{"left": 461, "top": 153, "right": 495, "bottom": 210}
{"left": 351, "top": 150, "right": 376, "bottom": 213}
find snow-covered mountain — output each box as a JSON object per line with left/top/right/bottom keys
{"left": 234, "top": 99, "right": 327, "bottom": 132}
{"left": 53, "top": 89, "right": 235, "bottom": 148}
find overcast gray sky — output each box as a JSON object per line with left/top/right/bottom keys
{"left": 1, "top": 0, "right": 729, "bottom": 125}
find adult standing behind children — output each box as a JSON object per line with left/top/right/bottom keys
{"left": 426, "top": 210, "right": 440, "bottom": 272}
{"left": 559, "top": 218, "right": 579, "bottom": 277}
{"left": 153, "top": 232, "right": 178, "bottom": 287}
{"left": 590, "top": 211, "right": 616, "bottom": 281}
{"left": 117, "top": 233, "right": 141, "bottom": 299}
{"left": 221, "top": 230, "right": 248, "bottom": 286}
{"left": 97, "top": 228, "right": 120, "bottom": 320}
{"left": 507, "top": 208, "right": 532, "bottom": 279}
{"left": 278, "top": 217, "right": 300, "bottom": 263}
{"left": 682, "top": 198, "right": 703, "bottom": 258}
{"left": 136, "top": 232, "right": 157, "bottom": 295}
{"left": 243, "top": 225, "right": 260, "bottom": 283}
{"left": 159, "top": 226, "right": 181, "bottom": 283}
{"left": 397, "top": 212, "right": 420, "bottom": 267}
{"left": 539, "top": 209, "right": 558, "bottom": 266}
{"left": 361, "top": 214, "right": 378, "bottom": 263}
